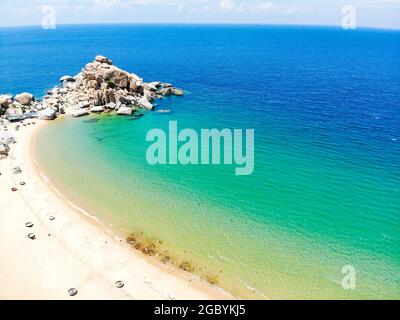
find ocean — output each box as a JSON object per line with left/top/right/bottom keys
{"left": 1, "top": 24, "right": 399, "bottom": 299}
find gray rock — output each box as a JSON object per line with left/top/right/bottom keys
{"left": 71, "top": 109, "right": 89, "bottom": 117}
{"left": 107, "top": 102, "right": 116, "bottom": 109}
{"left": 12, "top": 166, "right": 22, "bottom": 174}
{"left": 0, "top": 133, "right": 15, "bottom": 146}
{"left": 144, "top": 83, "right": 158, "bottom": 92}
{"left": 116, "top": 106, "right": 133, "bottom": 115}
{"left": 15, "top": 93, "right": 34, "bottom": 105}
{"left": 138, "top": 98, "right": 154, "bottom": 110}
{"left": 60, "top": 76, "right": 75, "bottom": 83}
{"left": 0, "top": 94, "right": 13, "bottom": 107}
{"left": 95, "top": 55, "right": 113, "bottom": 65}
{"left": 38, "top": 108, "right": 57, "bottom": 120}
{"left": 159, "top": 88, "right": 172, "bottom": 96}
{"left": 171, "top": 88, "right": 184, "bottom": 96}
{"left": 119, "top": 96, "right": 135, "bottom": 105}
{"left": 90, "top": 106, "right": 105, "bottom": 113}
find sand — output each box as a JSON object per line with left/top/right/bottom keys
{"left": 0, "top": 118, "right": 233, "bottom": 300}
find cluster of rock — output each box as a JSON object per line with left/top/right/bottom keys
{"left": 0, "top": 55, "right": 184, "bottom": 121}
{"left": 0, "top": 93, "right": 37, "bottom": 118}
{"left": 0, "top": 123, "right": 16, "bottom": 160}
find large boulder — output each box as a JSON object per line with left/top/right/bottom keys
{"left": 78, "top": 101, "right": 91, "bottom": 108}
{"left": 60, "top": 76, "right": 75, "bottom": 83}
{"left": 144, "top": 83, "right": 158, "bottom": 92}
{"left": 15, "top": 92, "right": 34, "bottom": 105}
{"left": 95, "top": 55, "right": 113, "bottom": 65}
{"left": 138, "top": 98, "right": 154, "bottom": 110}
{"left": 143, "top": 89, "right": 156, "bottom": 102}
{"left": 119, "top": 95, "right": 136, "bottom": 105}
{"left": 159, "top": 88, "right": 172, "bottom": 96}
{"left": 116, "top": 106, "right": 133, "bottom": 115}
{"left": 107, "top": 102, "right": 116, "bottom": 110}
{"left": 38, "top": 108, "right": 57, "bottom": 120}
{"left": 71, "top": 109, "right": 89, "bottom": 117}
{"left": 129, "top": 80, "right": 144, "bottom": 94}
{"left": 0, "top": 94, "right": 13, "bottom": 107}
{"left": 0, "top": 94, "right": 13, "bottom": 115}
{"left": 90, "top": 106, "right": 105, "bottom": 113}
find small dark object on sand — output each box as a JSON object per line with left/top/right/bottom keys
{"left": 27, "top": 233, "right": 36, "bottom": 240}
{"left": 20, "top": 181, "right": 26, "bottom": 186}
{"left": 115, "top": 281, "right": 124, "bottom": 289}
{"left": 25, "top": 222, "right": 34, "bottom": 228}
{"left": 68, "top": 288, "right": 78, "bottom": 297}
{"left": 49, "top": 216, "right": 55, "bottom": 221}
{"left": 11, "top": 187, "right": 17, "bottom": 192}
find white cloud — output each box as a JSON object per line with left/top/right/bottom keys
{"left": 258, "top": 2, "right": 276, "bottom": 13}
{"left": 92, "top": 0, "right": 124, "bottom": 12}
{"left": 0, "top": 0, "right": 398, "bottom": 29}
{"left": 177, "top": 3, "right": 185, "bottom": 12}
{"left": 219, "top": 0, "right": 235, "bottom": 12}
{"left": 219, "top": 0, "right": 247, "bottom": 13}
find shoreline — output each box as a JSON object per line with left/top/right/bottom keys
{"left": 0, "top": 118, "right": 234, "bottom": 300}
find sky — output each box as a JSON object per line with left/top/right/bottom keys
{"left": 0, "top": 0, "right": 399, "bottom": 29}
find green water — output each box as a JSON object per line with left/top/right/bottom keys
{"left": 35, "top": 113, "right": 400, "bottom": 300}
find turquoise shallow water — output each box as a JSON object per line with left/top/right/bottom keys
{"left": 1, "top": 25, "right": 399, "bottom": 299}
{"left": 36, "top": 110, "right": 399, "bottom": 299}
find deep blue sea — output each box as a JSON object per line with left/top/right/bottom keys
{"left": 1, "top": 25, "right": 399, "bottom": 299}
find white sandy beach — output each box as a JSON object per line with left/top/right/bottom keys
{"left": 0, "top": 118, "right": 233, "bottom": 300}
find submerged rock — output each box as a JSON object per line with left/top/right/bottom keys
{"left": 171, "top": 88, "right": 184, "bottom": 96}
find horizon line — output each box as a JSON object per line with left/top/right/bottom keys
{"left": 0, "top": 21, "right": 399, "bottom": 32}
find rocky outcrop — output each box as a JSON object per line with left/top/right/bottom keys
{"left": 15, "top": 93, "right": 34, "bottom": 105}
{"left": 0, "top": 56, "right": 184, "bottom": 122}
